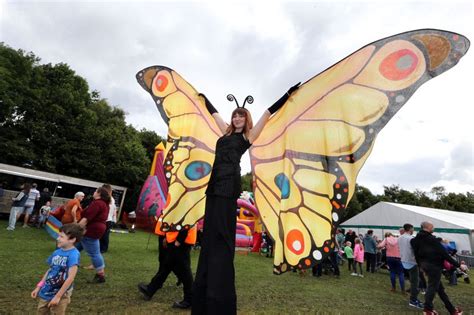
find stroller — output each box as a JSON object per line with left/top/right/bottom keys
{"left": 443, "top": 257, "right": 470, "bottom": 284}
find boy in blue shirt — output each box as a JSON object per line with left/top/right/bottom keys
{"left": 31, "top": 223, "right": 84, "bottom": 314}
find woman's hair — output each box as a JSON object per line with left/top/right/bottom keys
{"left": 96, "top": 186, "right": 111, "bottom": 204}
{"left": 22, "top": 183, "right": 31, "bottom": 194}
{"left": 385, "top": 232, "right": 392, "bottom": 238}
{"left": 225, "top": 108, "right": 253, "bottom": 138}
{"left": 75, "top": 191, "right": 85, "bottom": 198}
{"left": 102, "top": 184, "right": 112, "bottom": 196}
{"left": 354, "top": 237, "right": 361, "bottom": 244}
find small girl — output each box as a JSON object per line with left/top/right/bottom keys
{"left": 37, "top": 201, "right": 52, "bottom": 228}
{"left": 352, "top": 238, "right": 364, "bottom": 277}
{"left": 344, "top": 241, "right": 354, "bottom": 271}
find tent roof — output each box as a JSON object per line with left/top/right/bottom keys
{"left": 341, "top": 202, "right": 474, "bottom": 231}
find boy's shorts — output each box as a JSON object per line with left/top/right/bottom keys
{"left": 23, "top": 205, "right": 34, "bottom": 215}
{"left": 37, "top": 291, "right": 71, "bottom": 315}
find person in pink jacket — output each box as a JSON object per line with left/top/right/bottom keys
{"left": 352, "top": 238, "right": 365, "bottom": 277}
{"left": 378, "top": 232, "right": 405, "bottom": 292}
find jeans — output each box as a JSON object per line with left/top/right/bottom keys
{"left": 386, "top": 257, "right": 405, "bottom": 290}
{"left": 7, "top": 207, "right": 23, "bottom": 229}
{"left": 421, "top": 262, "right": 455, "bottom": 313}
{"left": 76, "top": 236, "right": 105, "bottom": 271}
{"left": 406, "top": 265, "right": 420, "bottom": 302}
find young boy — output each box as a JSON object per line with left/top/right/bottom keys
{"left": 31, "top": 223, "right": 84, "bottom": 314}
{"left": 37, "top": 201, "right": 52, "bottom": 228}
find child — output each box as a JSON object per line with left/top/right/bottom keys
{"left": 344, "top": 241, "right": 354, "bottom": 271}
{"left": 37, "top": 201, "right": 52, "bottom": 228}
{"left": 31, "top": 223, "right": 84, "bottom": 314}
{"left": 352, "top": 238, "right": 364, "bottom": 277}
{"left": 458, "top": 260, "right": 470, "bottom": 284}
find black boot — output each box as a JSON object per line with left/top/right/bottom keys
{"left": 137, "top": 282, "right": 152, "bottom": 301}
{"left": 172, "top": 300, "right": 191, "bottom": 309}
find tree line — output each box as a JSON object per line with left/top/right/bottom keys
{"left": 1, "top": 43, "right": 472, "bottom": 218}
{"left": 0, "top": 43, "right": 162, "bottom": 211}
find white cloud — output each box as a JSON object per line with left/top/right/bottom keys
{"left": 1, "top": 0, "right": 473, "bottom": 194}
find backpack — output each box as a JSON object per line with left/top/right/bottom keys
{"left": 12, "top": 192, "right": 29, "bottom": 207}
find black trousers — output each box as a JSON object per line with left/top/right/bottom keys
{"left": 192, "top": 195, "right": 237, "bottom": 315}
{"left": 365, "top": 252, "right": 376, "bottom": 273}
{"left": 421, "top": 262, "right": 455, "bottom": 313}
{"left": 148, "top": 240, "right": 193, "bottom": 303}
{"left": 99, "top": 221, "right": 113, "bottom": 253}
{"left": 330, "top": 250, "right": 340, "bottom": 276}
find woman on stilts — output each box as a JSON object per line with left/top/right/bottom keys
{"left": 192, "top": 82, "right": 300, "bottom": 315}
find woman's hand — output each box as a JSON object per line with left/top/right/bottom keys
{"left": 287, "top": 82, "right": 301, "bottom": 95}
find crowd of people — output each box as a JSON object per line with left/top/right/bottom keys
{"left": 5, "top": 182, "right": 118, "bottom": 313}
{"left": 331, "top": 224, "right": 466, "bottom": 315}
{"left": 4, "top": 79, "right": 470, "bottom": 313}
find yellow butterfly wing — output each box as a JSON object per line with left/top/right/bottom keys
{"left": 250, "top": 29, "right": 470, "bottom": 274}
{"left": 136, "top": 66, "right": 222, "bottom": 231}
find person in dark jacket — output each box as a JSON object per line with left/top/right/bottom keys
{"left": 411, "top": 221, "right": 462, "bottom": 315}
{"left": 363, "top": 230, "right": 377, "bottom": 273}
{"left": 138, "top": 222, "right": 195, "bottom": 309}
{"left": 345, "top": 229, "right": 356, "bottom": 249}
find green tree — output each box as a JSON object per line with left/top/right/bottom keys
{"left": 241, "top": 172, "right": 252, "bottom": 193}
{"left": 0, "top": 43, "right": 160, "bottom": 213}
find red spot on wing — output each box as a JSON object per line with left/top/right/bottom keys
{"left": 379, "top": 49, "right": 418, "bottom": 80}
{"left": 286, "top": 229, "right": 305, "bottom": 255}
{"left": 154, "top": 75, "right": 169, "bottom": 92}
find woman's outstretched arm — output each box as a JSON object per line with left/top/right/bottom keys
{"left": 199, "top": 93, "right": 228, "bottom": 134}
{"left": 248, "top": 82, "right": 300, "bottom": 144}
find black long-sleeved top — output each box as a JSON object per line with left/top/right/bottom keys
{"left": 410, "top": 230, "right": 459, "bottom": 269}
{"left": 205, "top": 132, "right": 251, "bottom": 198}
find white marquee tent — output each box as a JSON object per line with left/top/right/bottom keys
{"left": 340, "top": 202, "right": 474, "bottom": 254}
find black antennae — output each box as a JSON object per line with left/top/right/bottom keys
{"left": 227, "top": 94, "right": 240, "bottom": 107}
{"left": 242, "top": 95, "right": 254, "bottom": 108}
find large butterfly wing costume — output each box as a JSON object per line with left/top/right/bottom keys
{"left": 137, "top": 29, "right": 469, "bottom": 273}
{"left": 136, "top": 67, "right": 222, "bottom": 231}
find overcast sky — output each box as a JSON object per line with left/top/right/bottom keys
{"left": 1, "top": 0, "right": 473, "bottom": 195}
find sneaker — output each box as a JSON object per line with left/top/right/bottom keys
{"left": 350, "top": 273, "right": 358, "bottom": 276}
{"left": 89, "top": 274, "right": 105, "bottom": 284}
{"left": 423, "top": 309, "right": 439, "bottom": 315}
{"left": 137, "top": 283, "right": 152, "bottom": 301}
{"left": 420, "top": 289, "right": 426, "bottom": 295}
{"left": 6, "top": 227, "right": 14, "bottom": 231}
{"left": 172, "top": 300, "right": 191, "bottom": 309}
{"left": 451, "top": 307, "right": 463, "bottom": 315}
{"left": 358, "top": 274, "right": 364, "bottom": 277}
{"left": 22, "top": 225, "right": 30, "bottom": 228}
{"left": 409, "top": 300, "right": 424, "bottom": 309}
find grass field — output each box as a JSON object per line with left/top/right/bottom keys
{"left": 1, "top": 220, "right": 472, "bottom": 314}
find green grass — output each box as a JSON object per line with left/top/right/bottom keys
{"left": 1, "top": 220, "right": 472, "bottom": 314}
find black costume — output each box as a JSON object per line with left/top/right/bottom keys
{"left": 139, "top": 231, "right": 193, "bottom": 306}
{"left": 192, "top": 132, "right": 251, "bottom": 315}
